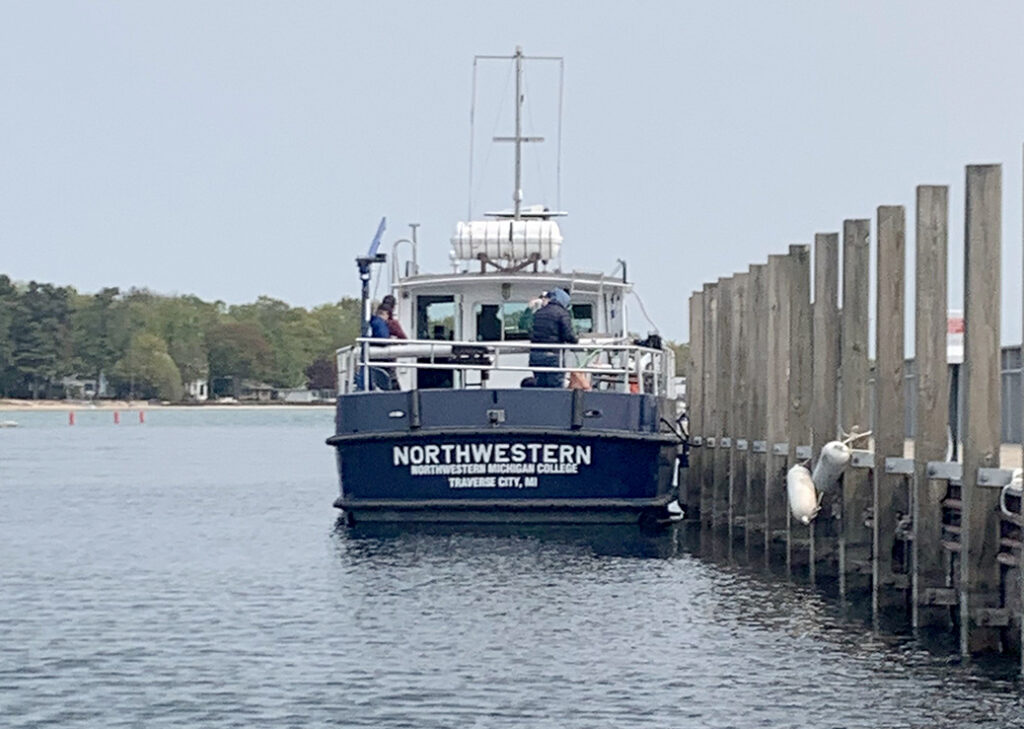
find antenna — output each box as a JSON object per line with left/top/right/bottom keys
{"left": 492, "top": 47, "right": 543, "bottom": 219}
{"left": 365, "top": 216, "right": 386, "bottom": 259}
{"left": 472, "top": 48, "right": 563, "bottom": 220}
{"left": 356, "top": 217, "right": 387, "bottom": 388}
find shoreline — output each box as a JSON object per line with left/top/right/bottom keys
{"left": 0, "top": 398, "right": 333, "bottom": 412}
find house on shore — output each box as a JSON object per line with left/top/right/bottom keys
{"left": 239, "top": 380, "right": 275, "bottom": 402}
{"left": 61, "top": 373, "right": 110, "bottom": 400}
{"left": 277, "top": 387, "right": 335, "bottom": 403}
{"left": 209, "top": 376, "right": 333, "bottom": 403}
{"left": 184, "top": 378, "right": 209, "bottom": 402}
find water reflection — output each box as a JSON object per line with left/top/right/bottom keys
{"left": 333, "top": 518, "right": 1024, "bottom": 690}
{"left": 335, "top": 520, "right": 685, "bottom": 560}
{"left": 6, "top": 408, "right": 1022, "bottom": 728}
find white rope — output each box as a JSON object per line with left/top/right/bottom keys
{"left": 630, "top": 289, "right": 659, "bottom": 334}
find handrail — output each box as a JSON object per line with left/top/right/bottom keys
{"left": 336, "top": 337, "right": 672, "bottom": 396}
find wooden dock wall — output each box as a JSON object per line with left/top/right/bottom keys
{"left": 684, "top": 156, "right": 1024, "bottom": 668}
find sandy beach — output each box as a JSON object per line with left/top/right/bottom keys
{"left": 0, "top": 398, "right": 330, "bottom": 412}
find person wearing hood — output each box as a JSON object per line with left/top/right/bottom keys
{"left": 379, "top": 294, "right": 407, "bottom": 339}
{"left": 363, "top": 295, "right": 401, "bottom": 390}
{"left": 528, "top": 287, "right": 577, "bottom": 387}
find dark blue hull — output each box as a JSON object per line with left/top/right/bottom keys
{"left": 327, "top": 389, "right": 680, "bottom": 524}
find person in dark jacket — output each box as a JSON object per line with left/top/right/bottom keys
{"left": 529, "top": 288, "right": 577, "bottom": 387}
{"left": 364, "top": 296, "right": 399, "bottom": 390}
{"left": 380, "top": 294, "right": 407, "bottom": 339}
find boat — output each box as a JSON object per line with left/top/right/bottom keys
{"left": 327, "top": 47, "right": 688, "bottom": 526}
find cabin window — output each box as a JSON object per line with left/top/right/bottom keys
{"left": 416, "top": 295, "right": 456, "bottom": 340}
{"left": 501, "top": 303, "right": 531, "bottom": 340}
{"left": 473, "top": 302, "right": 533, "bottom": 341}
{"left": 571, "top": 303, "right": 594, "bottom": 334}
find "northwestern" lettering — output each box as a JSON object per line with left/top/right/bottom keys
{"left": 394, "top": 442, "right": 591, "bottom": 467}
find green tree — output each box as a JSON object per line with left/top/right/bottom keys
{"left": 305, "top": 356, "right": 337, "bottom": 390}
{"left": 149, "top": 295, "right": 217, "bottom": 383}
{"left": 229, "top": 296, "right": 333, "bottom": 387}
{"left": 8, "top": 282, "right": 74, "bottom": 398}
{"left": 310, "top": 298, "right": 362, "bottom": 353}
{"left": 1, "top": 273, "right": 368, "bottom": 399}
{"left": 72, "top": 286, "right": 125, "bottom": 389}
{"left": 0, "top": 275, "right": 17, "bottom": 396}
{"left": 206, "top": 321, "right": 274, "bottom": 383}
{"left": 111, "top": 332, "right": 183, "bottom": 401}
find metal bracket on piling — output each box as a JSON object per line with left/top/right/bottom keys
{"left": 850, "top": 450, "right": 874, "bottom": 469}
{"left": 884, "top": 457, "right": 914, "bottom": 475}
{"left": 926, "top": 461, "right": 963, "bottom": 483}
{"left": 976, "top": 467, "right": 1014, "bottom": 488}
{"left": 720, "top": 437, "right": 732, "bottom": 449}
{"left": 752, "top": 440, "right": 767, "bottom": 454}
{"left": 771, "top": 442, "right": 789, "bottom": 456}
{"left": 705, "top": 437, "right": 716, "bottom": 449}
{"left": 795, "top": 445, "right": 812, "bottom": 460}
{"left": 879, "top": 573, "right": 910, "bottom": 589}
{"left": 971, "top": 608, "right": 1011, "bottom": 627}
{"left": 920, "top": 587, "right": 957, "bottom": 606}
{"left": 692, "top": 436, "right": 703, "bottom": 447}
{"left": 736, "top": 439, "right": 748, "bottom": 451}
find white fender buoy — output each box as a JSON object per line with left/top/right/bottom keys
{"left": 787, "top": 464, "right": 820, "bottom": 525}
{"left": 812, "top": 440, "right": 851, "bottom": 492}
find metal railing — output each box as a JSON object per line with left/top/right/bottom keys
{"left": 336, "top": 337, "right": 674, "bottom": 396}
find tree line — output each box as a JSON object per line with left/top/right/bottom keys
{"left": 0, "top": 274, "right": 362, "bottom": 401}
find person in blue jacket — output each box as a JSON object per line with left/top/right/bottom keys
{"left": 528, "top": 288, "right": 577, "bottom": 388}
{"left": 369, "top": 303, "right": 391, "bottom": 339}
{"left": 359, "top": 299, "right": 396, "bottom": 390}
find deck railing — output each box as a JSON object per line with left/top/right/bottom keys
{"left": 336, "top": 337, "right": 674, "bottom": 396}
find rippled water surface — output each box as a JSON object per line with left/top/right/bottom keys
{"left": 2, "top": 407, "right": 1022, "bottom": 727}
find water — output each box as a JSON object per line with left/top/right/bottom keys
{"left": 2, "top": 407, "right": 1022, "bottom": 727}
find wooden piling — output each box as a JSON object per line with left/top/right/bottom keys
{"left": 840, "top": 219, "right": 872, "bottom": 595}
{"left": 765, "top": 254, "right": 791, "bottom": 562}
{"left": 960, "top": 164, "right": 1003, "bottom": 655}
{"left": 701, "top": 282, "right": 718, "bottom": 529}
{"left": 729, "top": 273, "right": 750, "bottom": 543}
{"left": 714, "top": 278, "right": 734, "bottom": 528}
{"left": 912, "top": 185, "right": 950, "bottom": 629}
{"left": 746, "top": 264, "right": 768, "bottom": 554}
{"left": 787, "top": 244, "right": 813, "bottom": 574}
{"left": 811, "top": 233, "right": 841, "bottom": 580}
{"left": 686, "top": 291, "right": 705, "bottom": 519}
{"left": 674, "top": 153, "right": 1024, "bottom": 666}
{"left": 873, "top": 205, "right": 909, "bottom": 615}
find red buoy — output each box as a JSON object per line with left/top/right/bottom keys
{"left": 139, "top": 411, "right": 145, "bottom": 424}
{"left": 68, "top": 411, "right": 75, "bottom": 426}
{"left": 113, "top": 411, "right": 120, "bottom": 424}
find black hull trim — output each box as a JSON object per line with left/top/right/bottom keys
{"left": 327, "top": 427, "right": 678, "bottom": 446}
{"left": 335, "top": 494, "right": 676, "bottom": 525}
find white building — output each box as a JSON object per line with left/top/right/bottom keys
{"left": 185, "top": 378, "right": 209, "bottom": 402}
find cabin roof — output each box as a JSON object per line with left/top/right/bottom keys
{"left": 394, "top": 270, "right": 631, "bottom": 293}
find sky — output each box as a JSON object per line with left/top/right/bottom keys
{"left": 2, "top": 1, "right": 1024, "bottom": 346}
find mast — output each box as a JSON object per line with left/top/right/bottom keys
{"left": 471, "top": 48, "right": 562, "bottom": 221}
{"left": 491, "top": 46, "right": 543, "bottom": 221}
{"left": 513, "top": 46, "right": 523, "bottom": 219}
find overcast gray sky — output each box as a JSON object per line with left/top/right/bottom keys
{"left": 2, "top": 1, "right": 1023, "bottom": 345}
